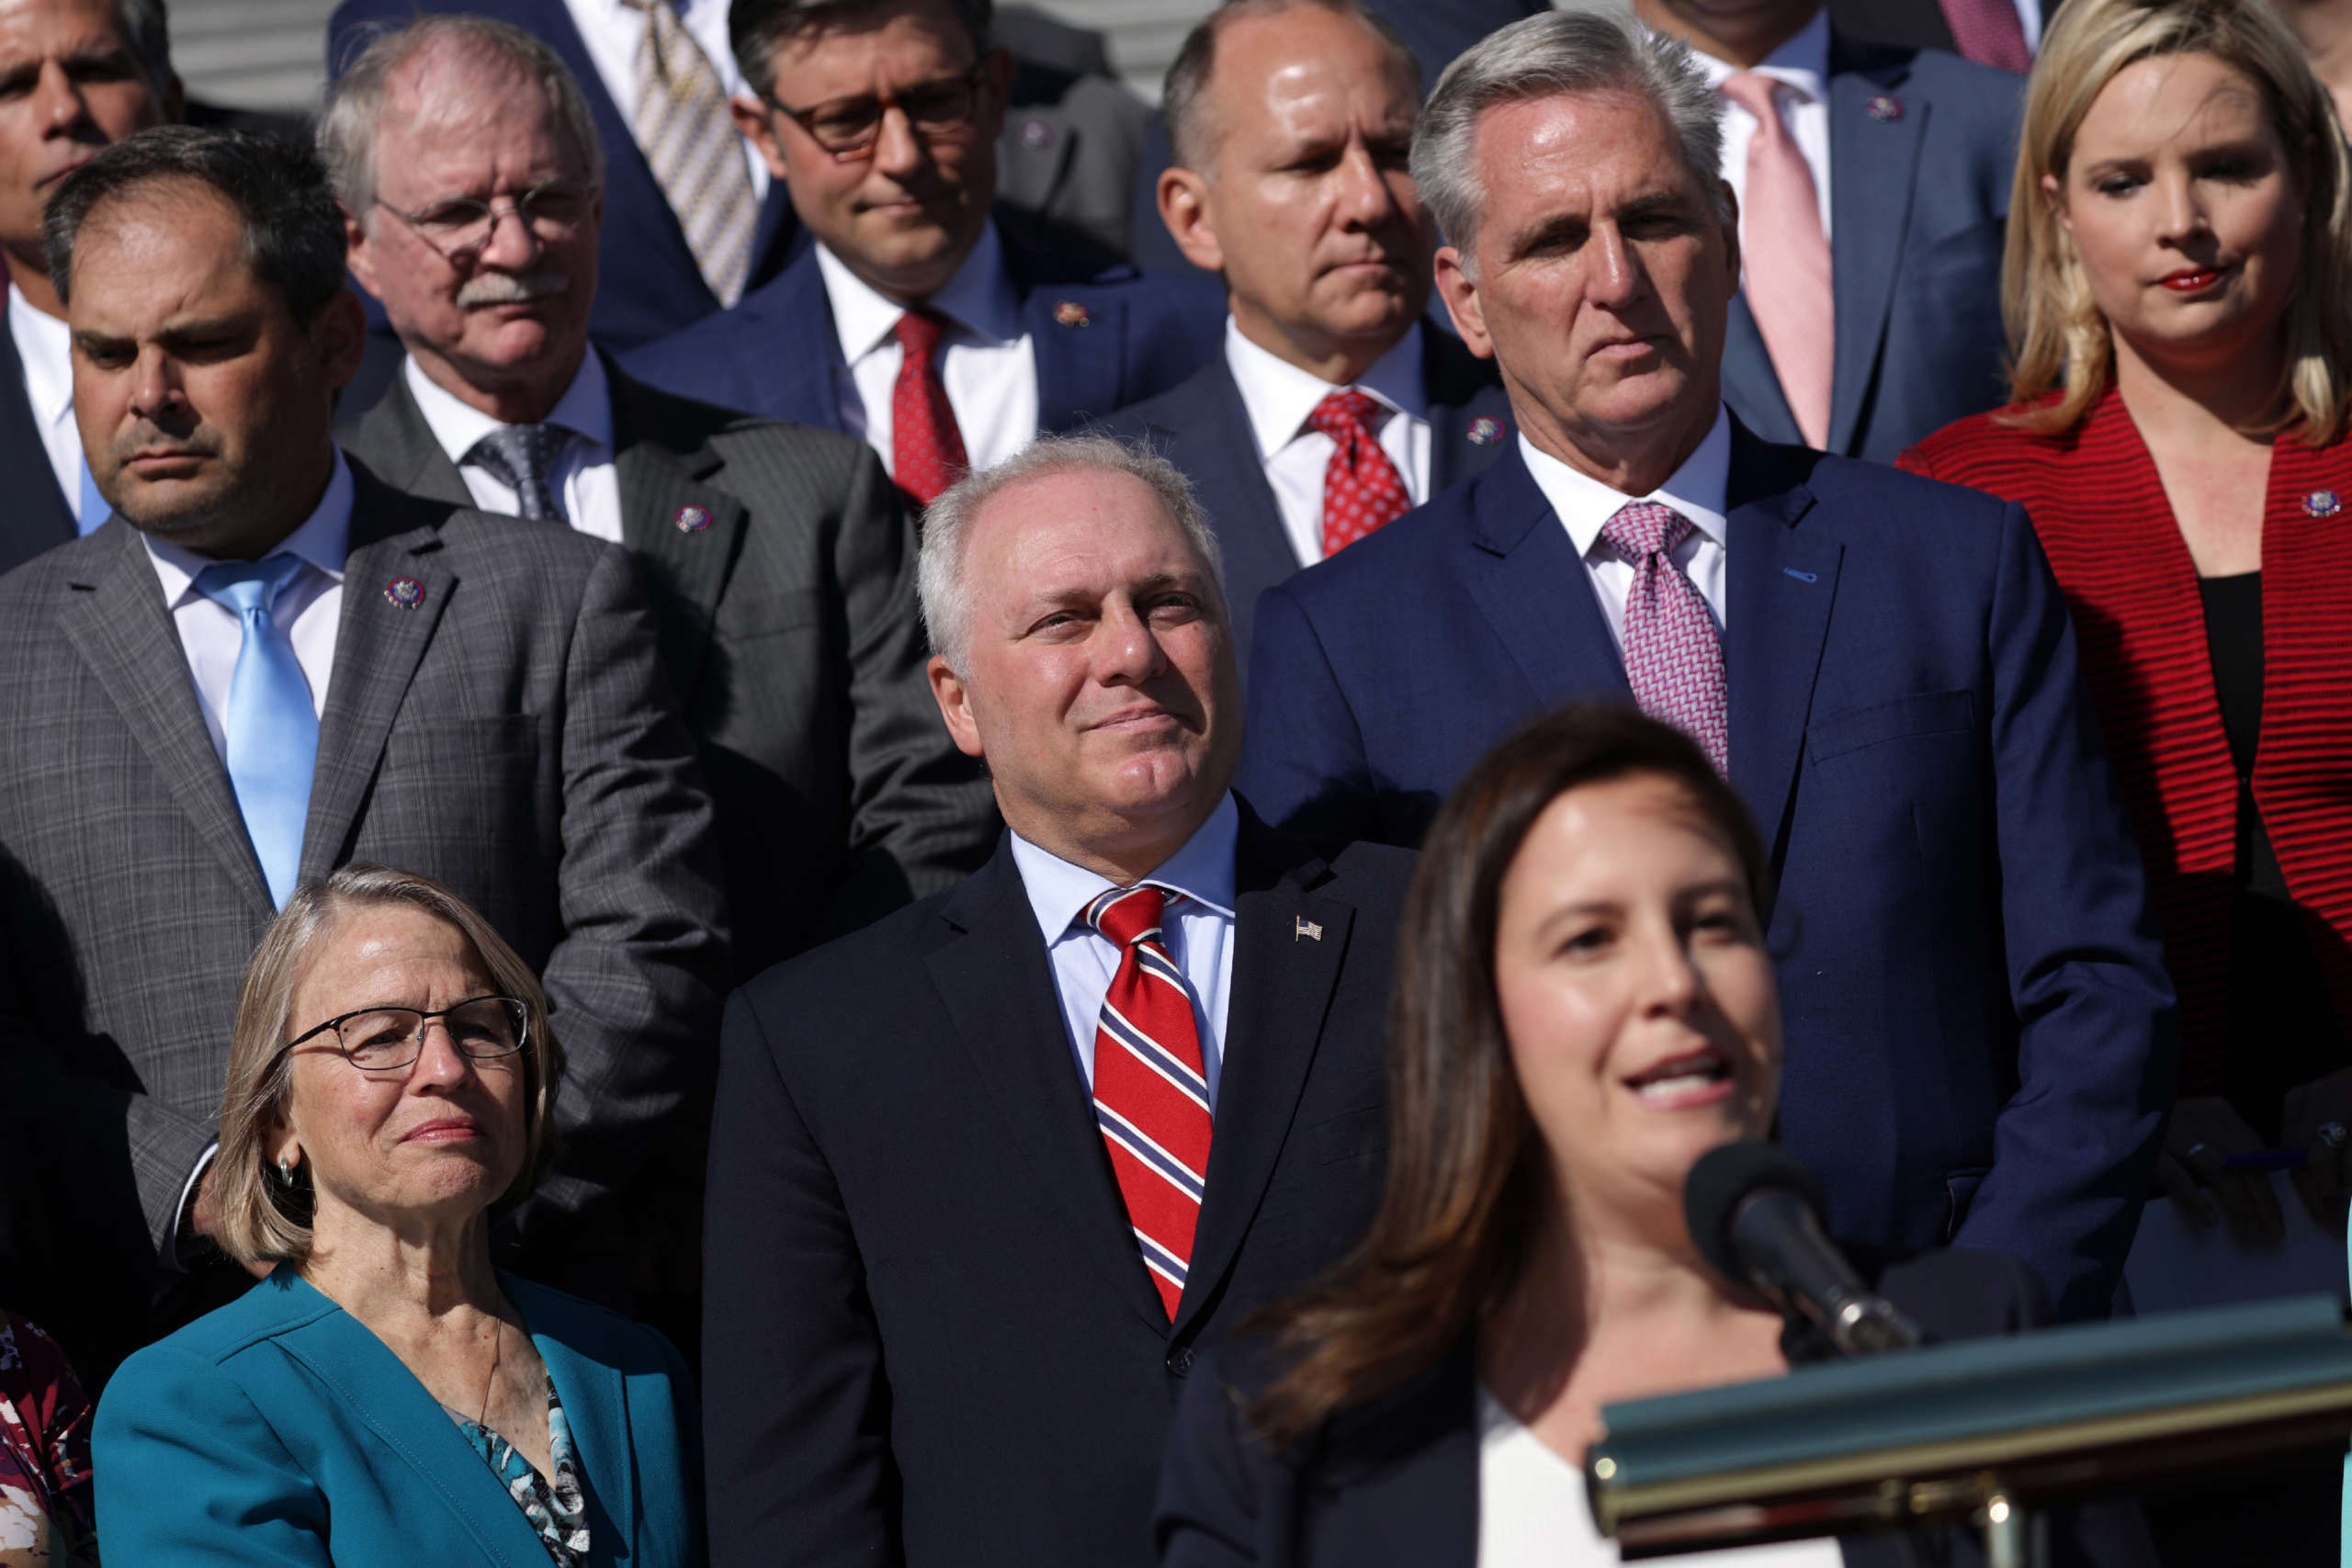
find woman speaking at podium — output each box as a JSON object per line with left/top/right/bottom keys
{"left": 1152, "top": 707, "right": 2154, "bottom": 1567}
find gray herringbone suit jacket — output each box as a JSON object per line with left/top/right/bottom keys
{"left": 340, "top": 358, "right": 996, "bottom": 978}
{"left": 0, "top": 466, "right": 728, "bottom": 1362}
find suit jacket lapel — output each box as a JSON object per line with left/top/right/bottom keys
{"left": 1826, "top": 47, "right": 1925, "bottom": 456}
{"left": 1723, "top": 426, "right": 1840, "bottom": 893}
{"left": 1172, "top": 815, "right": 1351, "bottom": 1337}
{"left": 927, "top": 843, "right": 1172, "bottom": 1332}
{"left": 1723, "top": 296, "right": 1804, "bottom": 446}
{"left": 1421, "top": 332, "right": 1514, "bottom": 493}
{"left": 534, "top": 1321, "right": 637, "bottom": 1549}
{"left": 344, "top": 369, "right": 475, "bottom": 509}
{"left": 300, "top": 477, "right": 458, "bottom": 884}
{"left": 1463, "top": 449, "right": 1629, "bottom": 706}
{"left": 742, "top": 260, "right": 851, "bottom": 433}
{"left": 60, "top": 525, "right": 275, "bottom": 916}
{"left": 1026, "top": 287, "right": 1126, "bottom": 433}
{"left": 607, "top": 363, "right": 746, "bottom": 704}
{"left": 0, "top": 310, "right": 74, "bottom": 559}
{"left": 1182, "top": 363, "right": 1298, "bottom": 607}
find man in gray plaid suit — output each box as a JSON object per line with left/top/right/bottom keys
{"left": 0, "top": 125, "right": 727, "bottom": 1373}
{"left": 331, "top": 17, "right": 996, "bottom": 981}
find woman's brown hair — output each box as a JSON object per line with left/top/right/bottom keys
{"left": 1249, "top": 705, "right": 1771, "bottom": 1450}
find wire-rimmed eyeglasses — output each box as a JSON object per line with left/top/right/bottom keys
{"left": 373, "top": 180, "right": 598, "bottom": 263}
{"left": 277, "top": 995, "right": 529, "bottom": 1075}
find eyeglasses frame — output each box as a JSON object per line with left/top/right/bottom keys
{"left": 275, "top": 993, "right": 532, "bottom": 1077}
{"left": 759, "top": 60, "right": 993, "bottom": 162}
{"left": 371, "top": 179, "right": 602, "bottom": 265}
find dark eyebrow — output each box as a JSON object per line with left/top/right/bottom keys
{"left": 1509, "top": 211, "right": 1586, "bottom": 260}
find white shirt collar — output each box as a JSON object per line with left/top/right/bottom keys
{"left": 1223, "top": 317, "right": 1430, "bottom": 464}
{"left": 1684, "top": 8, "right": 1831, "bottom": 100}
{"left": 403, "top": 349, "right": 615, "bottom": 468}
{"left": 8, "top": 282, "right": 71, "bottom": 424}
{"left": 814, "top": 220, "right": 1023, "bottom": 366}
{"left": 1520, "top": 406, "right": 1734, "bottom": 562}
{"left": 1010, "top": 793, "right": 1242, "bottom": 949}
{"left": 145, "top": 448, "right": 356, "bottom": 603}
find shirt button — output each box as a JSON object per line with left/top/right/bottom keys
{"left": 1166, "top": 1346, "right": 1195, "bottom": 1378}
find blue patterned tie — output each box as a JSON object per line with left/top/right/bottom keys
{"left": 191, "top": 554, "right": 319, "bottom": 908}
{"left": 74, "top": 455, "right": 107, "bottom": 535}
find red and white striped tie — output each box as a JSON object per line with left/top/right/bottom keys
{"left": 1086, "top": 886, "right": 1213, "bottom": 1318}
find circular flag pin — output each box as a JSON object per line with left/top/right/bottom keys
{"left": 1868, "top": 95, "right": 1905, "bottom": 121}
{"left": 1021, "top": 117, "right": 1058, "bottom": 151}
{"left": 675, "top": 503, "right": 713, "bottom": 534}
{"left": 1467, "top": 415, "right": 1506, "bottom": 446}
{"left": 384, "top": 576, "right": 426, "bottom": 609}
{"left": 1055, "top": 300, "right": 1091, "bottom": 328}
{"left": 2306, "top": 490, "right": 2342, "bottom": 518}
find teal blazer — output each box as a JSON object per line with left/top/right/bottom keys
{"left": 92, "top": 1269, "right": 701, "bottom": 1566}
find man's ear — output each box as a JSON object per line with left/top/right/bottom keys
{"left": 1159, "top": 165, "right": 1225, "bottom": 275}
{"left": 313, "top": 288, "right": 369, "bottom": 392}
{"left": 732, "top": 94, "right": 791, "bottom": 182}
{"left": 928, "top": 655, "right": 985, "bottom": 759}
{"left": 1433, "top": 244, "right": 1492, "bottom": 359}
{"left": 342, "top": 204, "right": 383, "bottom": 300}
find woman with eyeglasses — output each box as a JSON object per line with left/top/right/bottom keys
{"left": 89, "top": 864, "right": 700, "bottom": 1568}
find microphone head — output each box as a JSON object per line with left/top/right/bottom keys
{"left": 1683, "top": 1141, "right": 1827, "bottom": 1282}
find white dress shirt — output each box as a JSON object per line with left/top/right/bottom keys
{"left": 1518, "top": 408, "right": 1732, "bottom": 653}
{"left": 1225, "top": 317, "right": 1432, "bottom": 569}
{"left": 1010, "top": 794, "right": 1240, "bottom": 1109}
{"left": 142, "top": 451, "right": 355, "bottom": 762}
{"left": 1689, "top": 10, "right": 1836, "bottom": 253}
{"left": 558, "top": 0, "right": 768, "bottom": 198}
{"left": 404, "top": 353, "right": 625, "bottom": 545}
{"left": 1476, "top": 1387, "right": 1842, "bottom": 1568}
{"left": 9, "top": 283, "right": 84, "bottom": 521}
{"left": 816, "top": 223, "right": 1040, "bottom": 479}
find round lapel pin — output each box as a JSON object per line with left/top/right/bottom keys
{"left": 1868, "top": 95, "right": 1905, "bottom": 121}
{"left": 384, "top": 576, "right": 425, "bottom": 609}
{"left": 1055, "top": 300, "right": 1091, "bottom": 328}
{"left": 1467, "top": 415, "right": 1506, "bottom": 446}
{"left": 674, "top": 503, "right": 712, "bottom": 534}
{"left": 2305, "top": 489, "right": 2342, "bottom": 518}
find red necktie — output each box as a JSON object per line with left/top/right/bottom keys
{"left": 890, "top": 309, "right": 968, "bottom": 507}
{"left": 1938, "top": 0, "right": 2031, "bottom": 73}
{"left": 1307, "top": 389, "right": 1412, "bottom": 558}
{"left": 1086, "top": 886, "right": 1213, "bottom": 1319}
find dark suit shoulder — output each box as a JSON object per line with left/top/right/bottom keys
{"left": 1319, "top": 837, "right": 1419, "bottom": 907}
{"left": 619, "top": 373, "right": 876, "bottom": 484}
{"left": 735, "top": 869, "right": 975, "bottom": 1015}
{"left": 1091, "top": 354, "right": 1227, "bottom": 441}
{"left": 1270, "top": 467, "right": 1485, "bottom": 614}
{"left": 0, "top": 524, "right": 116, "bottom": 599}
{"left": 503, "top": 1275, "right": 692, "bottom": 1376}
{"left": 1778, "top": 445, "right": 2016, "bottom": 531}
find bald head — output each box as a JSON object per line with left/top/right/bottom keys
{"left": 1163, "top": 0, "right": 1418, "bottom": 174}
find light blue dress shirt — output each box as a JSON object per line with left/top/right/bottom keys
{"left": 1009, "top": 794, "right": 1239, "bottom": 1110}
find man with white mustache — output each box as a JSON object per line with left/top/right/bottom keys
{"left": 333, "top": 15, "right": 998, "bottom": 990}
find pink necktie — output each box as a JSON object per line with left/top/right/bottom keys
{"left": 1719, "top": 73, "right": 1834, "bottom": 451}
{"left": 1939, "top": 0, "right": 2031, "bottom": 73}
{"left": 1602, "top": 501, "right": 1728, "bottom": 773}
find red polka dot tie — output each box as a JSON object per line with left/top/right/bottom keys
{"left": 890, "top": 309, "right": 969, "bottom": 508}
{"left": 1602, "top": 501, "right": 1728, "bottom": 773}
{"left": 1307, "top": 389, "right": 1412, "bottom": 558}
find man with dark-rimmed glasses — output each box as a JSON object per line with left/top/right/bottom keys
{"left": 622, "top": 0, "right": 1225, "bottom": 507}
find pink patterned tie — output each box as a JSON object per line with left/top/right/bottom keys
{"left": 1602, "top": 501, "right": 1728, "bottom": 773}
{"left": 1938, "top": 0, "right": 2031, "bottom": 73}
{"left": 1718, "top": 73, "right": 1834, "bottom": 451}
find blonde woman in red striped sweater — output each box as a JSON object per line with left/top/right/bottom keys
{"left": 1901, "top": 0, "right": 2352, "bottom": 1253}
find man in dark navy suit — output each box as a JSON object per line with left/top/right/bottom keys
{"left": 1239, "top": 11, "right": 2176, "bottom": 1320}
{"left": 327, "top": 0, "right": 800, "bottom": 354}
{"left": 622, "top": 0, "right": 1223, "bottom": 505}
{"left": 703, "top": 436, "right": 1413, "bottom": 1568}
{"left": 1094, "top": 0, "right": 1510, "bottom": 672}
{"left": 1634, "top": 0, "right": 2024, "bottom": 462}
{"left": 0, "top": 0, "right": 178, "bottom": 575}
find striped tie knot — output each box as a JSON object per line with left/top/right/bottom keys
{"left": 1602, "top": 499, "right": 1693, "bottom": 562}
{"left": 1085, "top": 885, "right": 1182, "bottom": 948}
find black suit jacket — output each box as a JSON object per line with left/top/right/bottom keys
{"left": 0, "top": 310, "right": 74, "bottom": 576}
{"left": 1091, "top": 329, "right": 1513, "bottom": 671}
{"left": 703, "top": 808, "right": 1415, "bottom": 1568}
{"left": 339, "top": 357, "right": 998, "bottom": 977}
{"left": 1157, "top": 1250, "right": 2159, "bottom": 1568}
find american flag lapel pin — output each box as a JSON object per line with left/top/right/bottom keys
{"left": 1295, "top": 917, "right": 1323, "bottom": 942}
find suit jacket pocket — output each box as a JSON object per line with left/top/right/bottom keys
{"left": 713, "top": 586, "right": 824, "bottom": 641}
{"left": 1805, "top": 689, "right": 1976, "bottom": 765}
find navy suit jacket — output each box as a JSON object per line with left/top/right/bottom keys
{"left": 622, "top": 209, "right": 1226, "bottom": 434}
{"left": 0, "top": 310, "right": 74, "bottom": 576}
{"left": 1237, "top": 430, "right": 2177, "bottom": 1318}
{"left": 1724, "top": 38, "right": 2021, "bottom": 463}
{"left": 325, "top": 0, "right": 800, "bottom": 353}
{"left": 1091, "top": 329, "right": 1513, "bottom": 672}
{"left": 1156, "top": 1251, "right": 2157, "bottom": 1568}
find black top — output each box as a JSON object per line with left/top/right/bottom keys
{"left": 2197, "top": 572, "right": 2346, "bottom": 1140}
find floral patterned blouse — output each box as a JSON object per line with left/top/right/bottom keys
{"left": 447, "top": 1375, "right": 591, "bottom": 1567}
{"left": 0, "top": 1314, "right": 96, "bottom": 1568}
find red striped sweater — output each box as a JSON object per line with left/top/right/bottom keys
{"left": 1901, "top": 386, "right": 2352, "bottom": 1094}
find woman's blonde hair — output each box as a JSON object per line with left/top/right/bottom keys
{"left": 2003, "top": 0, "right": 2352, "bottom": 440}
{"left": 212, "top": 864, "right": 566, "bottom": 1268}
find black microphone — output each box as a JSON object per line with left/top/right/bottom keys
{"left": 1685, "top": 1142, "right": 1923, "bottom": 1357}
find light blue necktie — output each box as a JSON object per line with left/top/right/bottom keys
{"left": 74, "top": 454, "right": 107, "bottom": 535}
{"left": 190, "top": 554, "right": 318, "bottom": 908}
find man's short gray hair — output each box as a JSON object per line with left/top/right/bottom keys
{"left": 918, "top": 435, "right": 1227, "bottom": 673}
{"left": 1409, "top": 9, "right": 1724, "bottom": 267}
{"left": 319, "top": 16, "right": 605, "bottom": 220}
